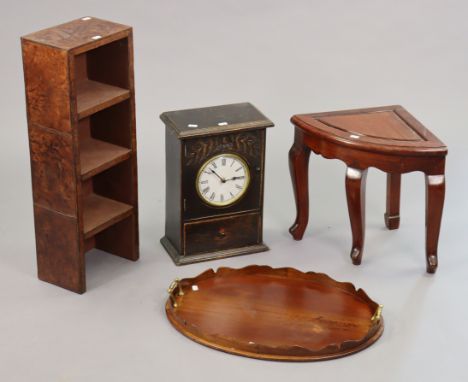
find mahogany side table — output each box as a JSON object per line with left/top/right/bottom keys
{"left": 289, "top": 105, "right": 447, "bottom": 273}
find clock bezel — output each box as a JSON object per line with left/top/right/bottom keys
{"left": 195, "top": 153, "right": 251, "bottom": 208}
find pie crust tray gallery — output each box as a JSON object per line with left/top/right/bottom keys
{"left": 165, "top": 265, "right": 384, "bottom": 361}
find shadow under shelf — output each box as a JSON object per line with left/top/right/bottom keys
{"left": 80, "top": 138, "right": 131, "bottom": 180}
{"left": 83, "top": 193, "right": 133, "bottom": 239}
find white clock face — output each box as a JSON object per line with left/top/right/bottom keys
{"left": 196, "top": 153, "right": 250, "bottom": 207}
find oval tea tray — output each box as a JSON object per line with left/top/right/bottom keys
{"left": 165, "top": 265, "right": 383, "bottom": 361}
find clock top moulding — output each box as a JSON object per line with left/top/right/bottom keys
{"left": 21, "top": 17, "right": 139, "bottom": 293}
{"left": 160, "top": 102, "right": 273, "bottom": 139}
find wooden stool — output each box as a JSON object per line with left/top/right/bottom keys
{"left": 289, "top": 105, "right": 447, "bottom": 273}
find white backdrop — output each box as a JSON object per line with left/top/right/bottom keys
{"left": 1, "top": 1, "right": 467, "bottom": 381}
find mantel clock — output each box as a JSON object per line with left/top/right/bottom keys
{"left": 160, "top": 102, "right": 274, "bottom": 264}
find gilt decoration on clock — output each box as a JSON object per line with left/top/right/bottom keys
{"left": 185, "top": 132, "right": 260, "bottom": 166}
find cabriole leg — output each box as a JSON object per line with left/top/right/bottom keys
{"left": 425, "top": 174, "right": 445, "bottom": 273}
{"left": 345, "top": 167, "right": 368, "bottom": 265}
{"left": 289, "top": 129, "right": 311, "bottom": 240}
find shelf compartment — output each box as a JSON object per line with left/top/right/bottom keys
{"left": 83, "top": 193, "right": 133, "bottom": 239}
{"left": 76, "top": 80, "right": 130, "bottom": 119}
{"left": 80, "top": 138, "right": 131, "bottom": 180}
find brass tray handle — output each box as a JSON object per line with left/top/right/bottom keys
{"left": 167, "top": 278, "right": 184, "bottom": 308}
{"left": 371, "top": 304, "right": 383, "bottom": 325}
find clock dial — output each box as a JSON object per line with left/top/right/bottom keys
{"left": 196, "top": 153, "right": 250, "bottom": 207}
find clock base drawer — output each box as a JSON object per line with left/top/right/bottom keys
{"left": 184, "top": 212, "right": 261, "bottom": 256}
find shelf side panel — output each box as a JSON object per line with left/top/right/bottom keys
{"left": 127, "top": 30, "right": 139, "bottom": 256}
{"left": 22, "top": 40, "right": 72, "bottom": 133}
{"left": 34, "top": 205, "right": 85, "bottom": 293}
{"left": 29, "top": 126, "right": 78, "bottom": 215}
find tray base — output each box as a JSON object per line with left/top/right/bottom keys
{"left": 167, "top": 307, "right": 384, "bottom": 361}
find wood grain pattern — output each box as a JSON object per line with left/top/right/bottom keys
{"left": 76, "top": 80, "right": 130, "bottom": 119}
{"left": 293, "top": 105, "right": 446, "bottom": 156}
{"left": 22, "top": 17, "right": 130, "bottom": 51}
{"left": 82, "top": 193, "right": 133, "bottom": 239}
{"left": 346, "top": 168, "right": 368, "bottom": 265}
{"left": 22, "top": 17, "right": 139, "bottom": 293}
{"left": 22, "top": 41, "right": 72, "bottom": 132}
{"left": 289, "top": 105, "right": 447, "bottom": 273}
{"left": 289, "top": 128, "right": 311, "bottom": 240}
{"left": 28, "top": 126, "right": 77, "bottom": 214}
{"left": 166, "top": 265, "right": 384, "bottom": 361}
{"left": 425, "top": 175, "right": 445, "bottom": 273}
{"left": 80, "top": 138, "right": 131, "bottom": 180}
{"left": 95, "top": 215, "right": 137, "bottom": 261}
{"left": 318, "top": 111, "right": 422, "bottom": 141}
{"left": 34, "top": 205, "right": 84, "bottom": 293}
{"left": 385, "top": 173, "right": 401, "bottom": 230}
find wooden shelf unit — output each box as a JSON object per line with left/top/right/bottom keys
{"left": 22, "top": 17, "right": 139, "bottom": 293}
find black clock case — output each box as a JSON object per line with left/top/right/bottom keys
{"left": 160, "top": 103, "right": 274, "bottom": 265}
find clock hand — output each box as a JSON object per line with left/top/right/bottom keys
{"left": 225, "top": 176, "right": 243, "bottom": 182}
{"left": 210, "top": 169, "right": 226, "bottom": 183}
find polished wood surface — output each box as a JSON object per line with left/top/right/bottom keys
{"left": 289, "top": 105, "right": 447, "bottom": 273}
{"left": 293, "top": 105, "right": 446, "bottom": 156}
{"left": 288, "top": 127, "right": 311, "bottom": 240}
{"left": 22, "top": 16, "right": 129, "bottom": 51}
{"left": 346, "top": 168, "right": 368, "bottom": 265}
{"left": 166, "top": 265, "right": 384, "bottom": 361}
{"left": 22, "top": 17, "right": 139, "bottom": 293}
{"left": 385, "top": 173, "right": 401, "bottom": 230}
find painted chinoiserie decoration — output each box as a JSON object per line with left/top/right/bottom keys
{"left": 166, "top": 265, "right": 384, "bottom": 361}
{"left": 289, "top": 105, "right": 447, "bottom": 273}
{"left": 21, "top": 17, "right": 139, "bottom": 293}
{"left": 160, "top": 103, "right": 274, "bottom": 265}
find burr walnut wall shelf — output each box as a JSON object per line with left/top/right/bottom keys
{"left": 22, "top": 17, "right": 139, "bottom": 293}
{"left": 166, "top": 265, "right": 384, "bottom": 361}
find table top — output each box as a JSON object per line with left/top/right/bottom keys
{"left": 292, "top": 105, "right": 447, "bottom": 156}
{"left": 22, "top": 17, "right": 130, "bottom": 52}
{"left": 160, "top": 102, "right": 273, "bottom": 139}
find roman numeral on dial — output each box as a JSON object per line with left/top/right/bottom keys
{"left": 197, "top": 154, "right": 250, "bottom": 206}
